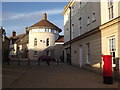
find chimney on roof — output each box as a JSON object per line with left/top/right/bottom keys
{"left": 42, "top": 13, "right": 47, "bottom": 20}
{"left": 12, "top": 31, "right": 16, "bottom": 37}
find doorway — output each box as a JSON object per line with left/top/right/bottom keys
{"left": 79, "top": 46, "right": 82, "bottom": 67}
{"left": 86, "top": 43, "right": 91, "bottom": 64}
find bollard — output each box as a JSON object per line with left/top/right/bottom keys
{"left": 47, "top": 61, "right": 49, "bottom": 66}
{"left": 114, "top": 57, "right": 119, "bottom": 71}
{"left": 18, "top": 59, "right": 20, "bottom": 66}
{"left": 8, "top": 59, "right": 10, "bottom": 65}
{"left": 57, "top": 59, "right": 59, "bottom": 66}
{"left": 102, "top": 55, "right": 113, "bottom": 84}
{"left": 38, "top": 59, "right": 40, "bottom": 66}
{"left": 28, "top": 58, "right": 30, "bottom": 66}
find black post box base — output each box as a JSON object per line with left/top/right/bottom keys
{"left": 103, "top": 76, "right": 113, "bottom": 84}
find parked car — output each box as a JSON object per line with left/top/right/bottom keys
{"left": 38, "top": 55, "right": 55, "bottom": 62}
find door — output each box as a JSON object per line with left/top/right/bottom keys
{"left": 86, "top": 43, "right": 91, "bottom": 64}
{"left": 79, "top": 46, "right": 82, "bottom": 67}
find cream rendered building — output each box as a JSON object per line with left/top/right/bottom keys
{"left": 26, "top": 13, "right": 62, "bottom": 60}
{"left": 62, "top": 0, "right": 120, "bottom": 72}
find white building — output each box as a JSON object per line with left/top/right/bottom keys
{"left": 62, "top": 0, "right": 120, "bottom": 71}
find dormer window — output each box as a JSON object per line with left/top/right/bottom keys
{"left": 45, "top": 29, "right": 49, "bottom": 32}
{"left": 51, "top": 29, "right": 54, "bottom": 33}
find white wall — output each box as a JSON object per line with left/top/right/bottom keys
{"left": 100, "top": 1, "right": 120, "bottom": 24}
{"left": 63, "top": 2, "right": 101, "bottom": 43}
{"left": 28, "top": 28, "right": 59, "bottom": 60}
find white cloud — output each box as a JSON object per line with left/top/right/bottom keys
{"left": 3, "top": 8, "right": 63, "bottom": 21}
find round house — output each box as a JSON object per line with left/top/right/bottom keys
{"left": 26, "top": 13, "right": 62, "bottom": 60}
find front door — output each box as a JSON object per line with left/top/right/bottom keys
{"left": 79, "top": 46, "right": 82, "bottom": 67}
{"left": 86, "top": 43, "right": 90, "bottom": 64}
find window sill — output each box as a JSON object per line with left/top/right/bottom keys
{"left": 92, "top": 19, "right": 96, "bottom": 23}
{"left": 87, "top": 23, "right": 90, "bottom": 26}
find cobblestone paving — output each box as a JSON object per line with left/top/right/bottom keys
{"left": 2, "top": 60, "right": 120, "bottom": 88}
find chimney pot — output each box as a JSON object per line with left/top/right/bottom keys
{"left": 42, "top": 13, "right": 47, "bottom": 20}
{"left": 12, "top": 31, "right": 16, "bottom": 37}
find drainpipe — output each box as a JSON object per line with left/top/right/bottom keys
{"left": 69, "top": 7, "right": 72, "bottom": 65}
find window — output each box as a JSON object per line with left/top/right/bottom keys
{"left": 71, "top": 24, "right": 74, "bottom": 39}
{"left": 71, "top": 6, "right": 74, "bottom": 16}
{"left": 40, "top": 40, "right": 42, "bottom": 42}
{"left": 45, "top": 29, "right": 49, "bottom": 32}
{"left": 34, "top": 51, "right": 37, "bottom": 57}
{"left": 78, "top": 2, "right": 82, "bottom": 9}
{"left": 108, "top": 0, "right": 114, "bottom": 20}
{"left": 79, "top": 17, "right": 82, "bottom": 28}
{"left": 92, "top": 12, "right": 96, "bottom": 22}
{"left": 86, "top": 43, "right": 91, "bottom": 64}
{"left": 87, "top": 17, "right": 90, "bottom": 25}
{"left": 109, "top": 37, "right": 115, "bottom": 52}
{"left": 51, "top": 29, "right": 54, "bottom": 33}
{"left": 46, "top": 51, "right": 50, "bottom": 56}
{"left": 10, "top": 40, "right": 12, "bottom": 44}
{"left": 78, "top": 17, "right": 82, "bottom": 35}
{"left": 46, "top": 38, "right": 49, "bottom": 46}
{"left": 49, "top": 29, "right": 51, "bottom": 32}
{"left": 34, "top": 38, "right": 37, "bottom": 46}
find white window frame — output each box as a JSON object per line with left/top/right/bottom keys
{"left": 108, "top": 37, "right": 116, "bottom": 53}
{"left": 108, "top": 0, "right": 114, "bottom": 20}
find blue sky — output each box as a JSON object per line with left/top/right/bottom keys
{"left": 2, "top": 2, "right": 68, "bottom": 36}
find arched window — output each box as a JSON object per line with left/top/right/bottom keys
{"left": 46, "top": 38, "right": 49, "bottom": 46}
{"left": 34, "top": 38, "right": 37, "bottom": 46}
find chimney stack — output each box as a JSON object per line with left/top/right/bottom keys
{"left": 42, "top": 13, "right": 47, "bottom": 20}
{"left": 12, "top": 31, "right": 16, "bottom": 37}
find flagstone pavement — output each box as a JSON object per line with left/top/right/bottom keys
{"left": 2, "top": 60, "right": 120, "bottom": 89}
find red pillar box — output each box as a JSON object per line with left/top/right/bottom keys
{"left": 102, "top": 55, "right": 113, "bottom": 84}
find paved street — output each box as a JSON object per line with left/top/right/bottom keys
{"left": 2, "top": 60, "right": 119, "bottom": 88}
